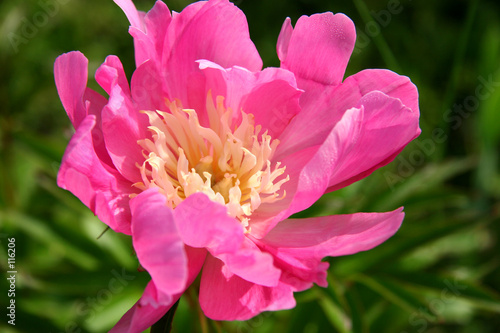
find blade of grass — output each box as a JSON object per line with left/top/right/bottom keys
{"left": 317, "top": 288, "right": 352, "bottom": 333}
{"left": 352, "top": 0, "right": 401, "bottom": 72}
{"left": 352, "top": 274, "right": 435, "bottom": 322}
{"left": 441, "top": 0, "right": 480, "bottom": 116}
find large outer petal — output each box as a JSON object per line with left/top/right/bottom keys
{"left": 255, "top": 208, "right": 404, "bottom": 290}
{"left": 116, "top": 0, "right": 263, "bottom": 107}
{"left": 130, "top": 189, "right": 188, "bottom": 304}
{"left": 250, "top": 106, "right": 363, "bottom": 238}
{"left": 252, "top": 91, "right": 418, "bottom": 237}
{"left": 277, "top": 69, "right": 420, "bottom": 160}
{"left": 199, "top": 255, "right": 295, "bottom": 321}
{"left": 57, "top": 115, "right": 134, "bottom": 235}
{"left": 161, "top": 0, "right": 262, "bottom": 104}
{"left": 326, "top": 91, "right": 420, "bottom": 191}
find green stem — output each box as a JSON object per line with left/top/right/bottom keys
{"left": 150, "top": 299, "right": 180, "bottom": 333}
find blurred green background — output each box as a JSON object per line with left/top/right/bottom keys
{"left": 1, "top": 0, "right": 499, "bottom": 332}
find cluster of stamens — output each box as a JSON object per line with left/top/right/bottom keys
{"left": 133, "top": 92, "right": 288, "bottom": 228}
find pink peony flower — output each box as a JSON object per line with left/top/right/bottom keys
{"left": 54, "top": 0, "right": 420, "bottom": 331}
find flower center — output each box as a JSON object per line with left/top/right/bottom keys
{"left": 134, "top": 92, "right": 288, "bottom": 228}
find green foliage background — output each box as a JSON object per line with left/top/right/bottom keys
{"left": 1, "top": 0, "right": 499, "bottom": 332}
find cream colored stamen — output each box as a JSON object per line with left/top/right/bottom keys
{"left": 133, "top": 92, "right": 289, "bottom": 229}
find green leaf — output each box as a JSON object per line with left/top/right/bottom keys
{"left": 1, "top": 210, "right": 99, "bottom": 270}
{"left": 316, "top": 288, "right": 352, "bottom": 333}
{"left": 351, "top": 274, "right": 435, "bottom": 322}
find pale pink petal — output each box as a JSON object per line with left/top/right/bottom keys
{"left": 162, "top": 0, "right": 262, "bottom": 104}
{"left": 173, "top": 193, "right": 244, "bottom": 255}
{"left": 277, "top": 17, "right": 293, "bottom": 62}
{"left": 216, "top": 238, "right": 281, "bottom": 287}
{"left": 199, "top": 255, "right": 295, "bottom": 320}
{"left": 279, "top": 13, "right": 356, "bottom": 90}
{"left": 326, "top": 91, "right": 420, "bottom": 191}
{"left": 101, "top": 83, "right": 149, "bottom": 183}
{"left": 57, "top": 115, "right": 134, "bottom": 235}
{"left": 130, "top": 189, "right": 188, "bottom": 304}
{"left": 196, "top": 61, "right": 301, "bottom": 137}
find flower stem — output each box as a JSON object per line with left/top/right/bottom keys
{"left": 150, "top": 299, "right": 180, "bottom": 333}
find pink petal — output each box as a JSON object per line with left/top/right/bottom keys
{"left": 255, "top": 208, "right": 404, "bottom": 290}
{"left": 196, "top": 61, "right": 301, "bottom": 138}
{"left": 327, "top": 91, "right": 420, "bottom": 191}
{"left": 277, "top": 17, "right": 293, "bottom": 62}
{"left": 240, "top": 77, "right": 302, "bottom": 139}
{"left": 109, "top": 281, "right": 174, "bottom": 333}
{"left": 129, "top": 1, "right": 172, "bottom": 67}
{"left": 175, "top": 194, "right": 280, "bottom": 286}
{"left": 262, "top": 208, "right": 404, "bottom": 257}
{"left": 130, "top": 189, "right": 188, "bottom": 304}
{"left": 54, "top": 52, "right": 113, "bottom": 167}
{"left": 251, "top": 107, "right": 363, "bottom": 238}
{"left": 131, "top": 59, "right": 171, "bottom": 112}
{"left": 277, "top": 69, "right": 419, "bottom": 160}
{"left": 54, "top": 51, "right": 88, "bottom": 128}
{"left": 173, "top": 193, "right": 244, "bottom": 255}
{"left": 341, "top": 69, "right": 420, "bottom": 117}
{"left": 262, "top": 91, "right": 417, "bottom": 231}
{"left": 113, "top": 0, "right": 145, "bottom": 31}
{"left": 252, "top": 90, "right": 418, "bottom": 237}
{"left": 279, "top": 12, "right": 356, "bottom": 90}
{"left": 95, "top": 55, "right": 131, "bottom": 97}
{"left": 81, "top": 88, "right": 114, "bottom": 168}
{"left": 199, "top": 255, "right": 295, "bottom": 321}
{"left": 111, "top": 246, "right": 206, "bottom": 333}
{"left": 101, "top": 83, "right": 149, "bottom": 183}
{"left": 216, "top": 238, "right": 281, "bottom": 287}
{"left": 57, "top": 115, "right": 134, "bottom": 235}
{"left": 162, "top": 0, "right": 262, "bottom": 104}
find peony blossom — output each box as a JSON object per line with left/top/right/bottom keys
{"left": 54, "top": 0, "right": 420, "bottom": 331}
